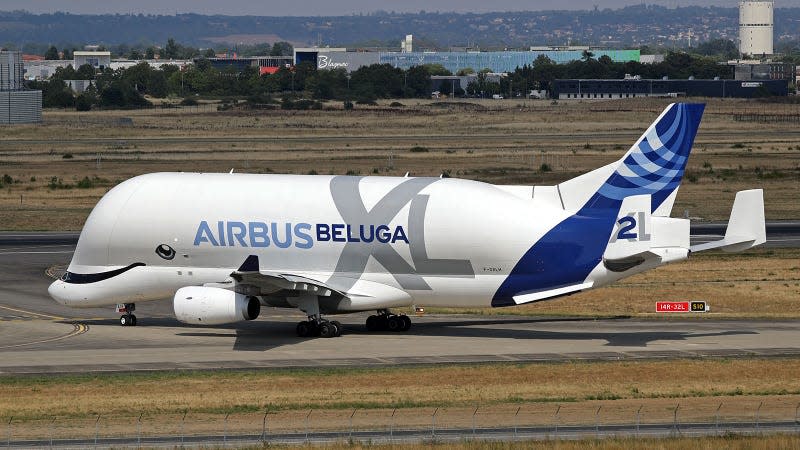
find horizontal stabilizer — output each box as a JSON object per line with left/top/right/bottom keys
{"left": 512, "top": 281, "right": 594, "bottom": 305}
{"left": 690, "top": 189, "right": 766, "bottom": 253}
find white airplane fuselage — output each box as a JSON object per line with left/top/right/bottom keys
{"left": 49, "top": 173, "right": 597, "bottom": 310}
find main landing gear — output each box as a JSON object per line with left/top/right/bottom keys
{"left": 291, "top": 295, "right": 342, "bottom": 338}
{"left": 296, "top": 319, "right": 343, "bottom": 338}
{"left": 117, "top": 303, "right": 137, "bottom": 327}
{"left": 366, "top": 310, "right": 411, "bottom": 332}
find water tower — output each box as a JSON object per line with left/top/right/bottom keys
{"left": 739, "top": 1, "right": 774, "bottom": 57}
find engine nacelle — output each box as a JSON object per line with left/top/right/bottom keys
{"left": 173, "top": 286, "right": 260, "bottom": 325}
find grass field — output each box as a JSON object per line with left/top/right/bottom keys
{"left": 3, "top": 359, "right": 800, "bottom": 441}
{"left": 0, "top": 97, "right": 797, "bottom": 230}
{"left": 3, "top": 358, "right": 800, "bottom": 419}
{"left": 428, "top": 247, "right": 800, "bottom": 318}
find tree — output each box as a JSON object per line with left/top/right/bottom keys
{"left": 456, "top": 67, "right": 475, "bottom": 76}
{"left": 204, "top": 48, "right": 216, "bottom": 58}
{"left": 75, "top": 63, "right": 96, "bottom": 80}
{"left": 62, "top": 48, "right": 73, "bottom": 60}
{"left": 44, "top": 46, "right": 59, "bottom": 60}
{"left": 404, "top": 65, "right": 431, "bottom": 97}
{"left": 422, "top": 63, "right": 452, "bottom": 76}
{"left": 270, "top": 41, "right": 293, "bottom": 56}
{"left": 145, "top": 47, "right": 155, "bottom": 59}
{"left": 165, "top": 38, "right": 180, "bottom": 59}
{"left": 581, "top": 50, "right": 595, "bottom": 61}
{"left": 306, "top": 68, "right": 347, "bottom": 100}
{"left": 694, "top": 39, "right": 738, "bottom": 60}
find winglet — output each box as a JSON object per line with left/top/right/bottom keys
{"left": 237, "top": 255, "right": 260, "bottom": 272}
{"left": 690, "top": 189, "right": 766, "bottom": 253}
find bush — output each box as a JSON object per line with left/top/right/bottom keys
{"left": 180, "top": 97, "right": 199, "bottom": 106}
{"left": 410, "top": 146, "right": 429, "bottom": 153}
{"left": 540, "top": 163, "right": 552, "bottom": 172}
{"left": 62, "top": 153, "right": 73, "bottom": 159}
{"left": 281, "top": 97, "right": 323, "bottom": 110}
{"left": 76, "top": 176, "right": 94, "bottom": 189}
{"left": 48, "top": 177, "right": 71, "bottom": 190}
{"left": 343, "top": 100, "right": 354, "bottom": 110}
{"left": 389, "top": 101, "right": 405, "bottom": 107}
{"left": 2, "top": 174, "right": 12, "bottom": 185}
{"left": 75, "top": 94, "right": 93, "bottom": 111}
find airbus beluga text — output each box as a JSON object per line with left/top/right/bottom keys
{"left": 48, "top": 103, "right": 766, "bottom": 338}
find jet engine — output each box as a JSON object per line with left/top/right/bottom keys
{"left": 173, "top": 286, "right": 260, "bottom": 325}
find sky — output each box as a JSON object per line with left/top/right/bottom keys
{"left": 5, "top": 1, "right": 800, "bottom": 16}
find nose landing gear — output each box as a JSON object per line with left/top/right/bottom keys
{"left": 116, "top": 303, "right": 137, "bottom": 326}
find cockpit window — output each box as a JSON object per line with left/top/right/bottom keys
{"left": 60, "top": 262, "right": 145, "bottom": 284}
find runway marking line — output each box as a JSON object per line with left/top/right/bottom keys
{"left": 0, "top": 323, "right": 88, "bottom": 350}
{"left": 0, "top": 304, "right": 65, "bottom": 320}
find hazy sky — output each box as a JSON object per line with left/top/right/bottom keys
{"left": 5, "top": 1, "right": 800, "bottom": 16}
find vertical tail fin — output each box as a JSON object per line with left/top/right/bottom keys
{"left": 558, "top": 103, "right": 705, "bottom": 216}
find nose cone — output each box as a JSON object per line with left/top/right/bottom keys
{"left": 48, "top": 279, "right": 70, "bottom": 305}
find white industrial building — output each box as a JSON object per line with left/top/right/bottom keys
{"left": 1, "top": 51, "right": 42, "bottom": 124}
{"left": 739, "top": 1, "right": 773, "bottom": 57}
{"left": 73, "top": 51, "right": 112, "bottom": 69}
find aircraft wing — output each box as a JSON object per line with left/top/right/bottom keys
{"left": 206, "top": 255, "right": 343, "bottom": 298}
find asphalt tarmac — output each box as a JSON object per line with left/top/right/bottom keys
{"left": 0, "top": 226, "right": 798, "bottom": 375}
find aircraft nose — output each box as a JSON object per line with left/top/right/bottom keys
{"left": 48, "top": 279, "right": 70, "bottom": 305}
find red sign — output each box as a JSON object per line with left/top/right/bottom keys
{"left": 656, "top": 301, "right": 690, "bottom": 312}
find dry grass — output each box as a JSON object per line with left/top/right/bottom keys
{"left": 246, "top": 436, "right": 800, "bottom": 450}
{"left": 0, "top": 98, "right": 797, "bottom": 230}
{"left": 430, "top": 248, "right": 800, "bottom": 318}
{"left": 3, "top": 358, "right": 800, "bottom": 420}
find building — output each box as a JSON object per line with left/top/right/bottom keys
{"left": 739, "top": 1, "right": 773, "bottom": 57}
{"left": 73, "top": 51, "right": 111, "bottom": 69}
{"left": 295, "top": 47, "right": 640, "bottom": 74}
{"left": 733, "top": 61, "right": 795, "bottom": 81}
{"left": 204, "top": 56, "right": 293, "bottom": 75}
{"left": 554, "top": 78, "right": 788, "bottom": 100}
{"left": 65, "top": 79, "right": 95, "bottom": 93}
{"left": 0, "top": 51, "right": 42, "bottom": 124}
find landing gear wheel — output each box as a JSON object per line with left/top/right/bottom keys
{"left": 399, "top": 315, "right": 411, "bottom": 331}
{"left": 296, "top": 320, "right": 313, "bottom": 337}
{"left": 366, "top": 315, "right": 380, "bottom": 332}
{"left": 120, "top": 315, "right": 129, "bottom": 326}
{"left": 387, "top": 315, "right": 401, "bottom": 332}
{"left": 319, "top": 322, "right": 335, "bottom": 338}
{"left": 330, "top": 321, "right": 343, "bottom": 337}
{"left": 129, "top": 314, "right": 137, "bottom": 326}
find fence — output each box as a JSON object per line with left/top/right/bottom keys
{"left": 5, "top": 399, "right": 800, "bottom": 448}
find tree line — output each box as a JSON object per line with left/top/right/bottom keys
{"left": 41, "top": 39, "right": 295, "bottom": 61}
{"left": 26, "top": 49, "right": 739, "bottom": 110}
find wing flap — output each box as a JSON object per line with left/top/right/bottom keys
{"left": 229, "top": 255, "right": 341, "bottom": 297}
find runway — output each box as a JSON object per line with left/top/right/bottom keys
{"left": 0, "top": 226, "right": 798, "bottom": 375}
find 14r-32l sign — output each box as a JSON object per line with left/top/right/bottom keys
{"left": 656, "top": 301, "right": 709, "bottom": 312}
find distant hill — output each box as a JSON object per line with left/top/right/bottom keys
{"left": 1, "top": 6, "right": 799, "bottom": 50}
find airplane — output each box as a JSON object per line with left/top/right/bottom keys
{"left": 48, "top": 103, "right": 766, "bottom": 338}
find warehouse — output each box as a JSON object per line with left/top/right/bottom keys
{"left": 553, "top": 78, "right": 789, "bottom": 99}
